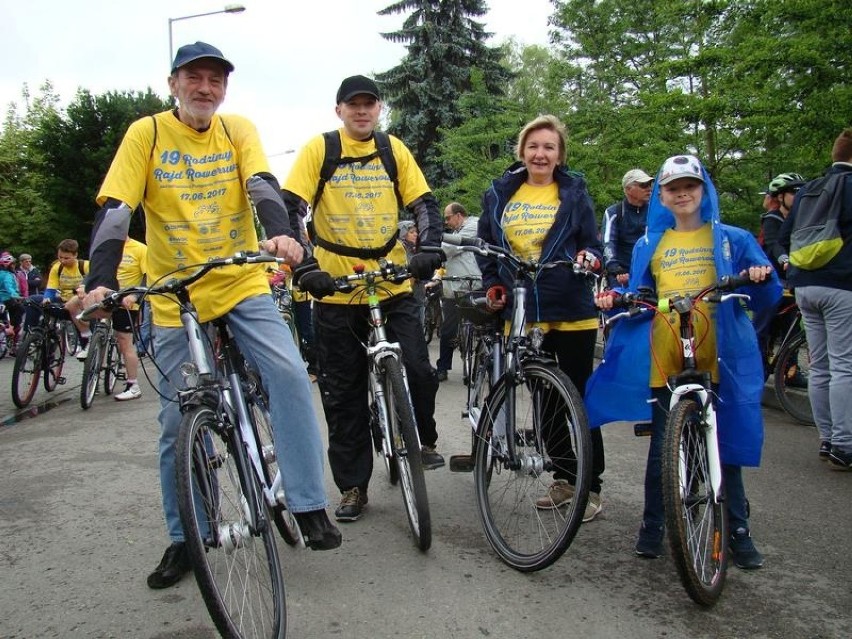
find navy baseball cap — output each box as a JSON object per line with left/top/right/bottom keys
{"left": 171, "top": 41, "right": 235, "bottom": 74}
{"left": 336, "top": 75, "right": 381, "bottom": 103}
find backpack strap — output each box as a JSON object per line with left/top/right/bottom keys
{"left": 308, "top": 130, "right": 403, "bottom": 260}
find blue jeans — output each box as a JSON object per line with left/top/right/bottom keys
{"left": 645, "top": 387, "right": 752, "bottom": 534}
{"left": 154, "top": 294, "right": 329, "bottom": 542}
{"left": 795, "top": 286, "right": 852, "bottom": 452}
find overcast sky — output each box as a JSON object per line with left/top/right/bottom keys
{"left": 1, "top": 0, "right": 553, "bottom": 181}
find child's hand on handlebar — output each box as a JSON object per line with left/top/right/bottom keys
{"left": 743, "top": 265, "right": 772, "bottom": 283}
{"left": 574, "top": 250, "right": 601, "bottom": 273}
{"left": 595, "top": 289, "right": 619, "bottom": 310}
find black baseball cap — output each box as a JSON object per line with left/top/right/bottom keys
{"left": 171, "top": 41, "right": 234, "bottom": 74}
{"left": 336, "top": 75, "right": 381, "bottom": 103}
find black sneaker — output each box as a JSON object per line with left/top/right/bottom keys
{"left": 147, "top": 541, "right": 192, "bottom": 589}
{"left": 334, "top": 487, "right": 367, "bottom": 522}
{"left": 420, "top": 445, "right": 445, "bottom": 470}
{"left": 635, "top": 523, "right": 664, "bottom": 559}
{"left": 729, "top": 528, "right": 764, "bottom": 569}
{"left": 819, "top": 440, "right": 832, "bottom": 460}
{"left": 294, "top": 509, "right": 342, "bottom": 550}
{"left": 436, "top": 370, "right": 448, "bottom": 382}
{"left": 827, "top": 448, "right": 852, "bottom": 471}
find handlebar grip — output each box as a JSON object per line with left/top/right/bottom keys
{"left": 441, "top": 233, "right": 481, "bottom": 248}
{"left": 719, "top": 273, "right": 754, "bottom": 290}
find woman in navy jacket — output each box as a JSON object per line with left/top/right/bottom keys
{"left": 477, "top": 114, "right": 605, "bottom": 521}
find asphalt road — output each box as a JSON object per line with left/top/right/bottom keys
{"left": 0, "top": 343, "right": 850, "bottom": 639}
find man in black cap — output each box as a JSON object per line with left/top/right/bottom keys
{"left": 282, "top": 75, "right": 445, "bottom": 523}
{"left": 84, "top": 41, "right": 341, "bottom": 590}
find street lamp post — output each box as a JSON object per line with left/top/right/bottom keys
{"left": 168, "top": 4, "right": 246, "bottom": 69}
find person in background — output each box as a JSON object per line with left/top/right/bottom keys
{"left": 0, "top": 252, "right": 24, "bottom": 341}
{"left": 399, "top": 220, "right": 428, "bottom": 324}
{"left": 18, "top": 253, "right": 44, "bottom": 294}
{"left": 282, "top": 74, "right": 445, "bottom": 523}
{"left": 434, "top": 202, "right": 481, "bottom": 382}
{"left": 83, "top": 41, "right": 340, "bottom": 590}
{"left": 780, "top": 128, "right": 852, "bottom": 470}
{"left": 477, "top": 114, "right": 606, "bottom": 522}
{"left": 588, "top": 154, "right": 781, "bottom": 567}
{"left": 9, "top": 254, "right": 28, "bottom": 299}
{"left": 601, "top": 169, "right": 654, "bottom": 286}
{"left": 112, "top": 236, "right": 147, "bottom": 401}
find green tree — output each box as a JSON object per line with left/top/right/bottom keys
{"left": 376, "top": 0, "right": 512, "bottom": 187}
{"left": 33, "top": 88, "right": 171, "bottom": 251}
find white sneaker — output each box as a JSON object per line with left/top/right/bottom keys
{"left": 76, "top": 347, "right": 89, "bottom": 361}
{"left": 583, "top": 492, "right": 602, "bottom": 523}
{"left": 115, "top": 383, "right": 142, "bottom": 401}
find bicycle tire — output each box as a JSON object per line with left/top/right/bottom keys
{"left": 63, "top": 320, "right": 80, "bottom": 356}
{"left": 773, "top": 332, "right": 814, "bottom": 425}
{"left": 370, "top": 393, "right": 399, "bottom": 486}
{"left": 474, "top": 361, "right": 591, "bottom": 571}
{"left": 43, "top": 328, "right": 65, "bottom": 392}
{"left": 0, "top": 330, "right": 7, "bottom": 360}
{"left": 423, "top": 302, "right": 437, "bottom": 344}
{"left": 104, "top": 336, "right": 121, "bottom": 395}
{"left": 382, "top": 357, "right": 431, "bottom": 551}
{"left": 12, "top": 331, "right": 43, "bottom": 408}
{"left": 176, "top": 405, "right": 287, "bottom": 639}
{"left": 466, "top": 337, "right": 493, "bottom": 432}
{"left": 80, "top": 331, "right": 106, "bottom": 410}
{"left": 459, "top": 321, "right": 473, "bottom": 386}
{"left": 245, "top": 373, "right": 300, "bottom": 546}
{"left": 663, "top": 398, "right": 727, "bottom": 607}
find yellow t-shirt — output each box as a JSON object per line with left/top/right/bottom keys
{"left": 117, "top": 237, "right": 148, "bottom": 310}
{"left": 502, "top": 182, "right": 597, "bottom": 333}
{"left": 46, "top": 259, "right": 90, "bottom": 301}
{"left": 284, "top": 129, "right": 430, "bottom": 304}
{"left": 97, "top": 112, "right": 271, "bottom": 326}
{"left": 649, "top": 224, "right": 718, "bottom": 386}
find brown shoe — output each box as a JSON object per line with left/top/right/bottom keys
{"left": 534, "top": 479, "right": 574, "bottom": 509}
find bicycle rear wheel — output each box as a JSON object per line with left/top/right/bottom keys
{"left": 176, "top": 406, "right": 287, "bottom": 639}
{"left": 12, "top": 332, "right": 43, "bottom": 408}
{"left": 62, "top": 320, "right": 80, "bottom": 356}
{"left": 245, "top": 372, "right": 300, "bottom": 546}
{"left": 663, "top": 399, "right": 727, "bottom": 607}
{"left": 43, "top": 329, "right": 65, "bottom": 392}
{"left": 104, "top": 336, "right": 122, "bottom": 395}
{"left": 382, "top": 358, "right": 431, "bottom": 551}
{"left": 773, "top": 332, "right": 814, "bottom": 425}
{"left": 466, "top": 337, "right": 493, "bottom": 430}
{"left": 80, "top": 331, "right": 106, "bottom": 409}
{"left": 474, "top": 361, "right": 591, "bottom": 572}
{"left": 423, "top": 302, "right": 437, "bottom": 344}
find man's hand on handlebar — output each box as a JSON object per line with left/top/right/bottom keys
{"left": 574, "top": 250, "right": 601, "bottom": 274}
{"left": 595, "top": 289, "right": 620, "bottom": 311}
{"left": 263, "top": 235, "right": 304, "bottom": 266}
{"left": 485, "top": 285, "right": 507, "bottom": 312}
{"left": 82, "top": 286, "right": 114, "bottom": 320}
{"left": 743, "top": 265, "right": 772, "bottom": 283}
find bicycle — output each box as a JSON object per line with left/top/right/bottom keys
{"left": 80, "top": 317, "right": 124, "bottom": 410}
{"left": 269, "top": 269, "right": 299, "bottom": 346}
{"left": 606, "top": 274, "right": 758, "bottom": 607}
{"left": 11, "top": 299, "right": 68, "bottom": 408}
{"left": 764, "top": 297, "right": 813, "bottom": 425}
{"left": 327, "top": 260, "right": 432, "bottom": 551}
{"left": 441, "top": 235, "right": 593, "bottom": 572}
{"left": 422, "top": 279, "right": 442, "bottom": 344}
{"left": 0, "top": 302, "right": 16, "bottom": 359}
{"left": 83, "top": 252, "right": 299, "bottom": 639}
{"left": 437, "top": 274, "right": 482, "bottom": 384}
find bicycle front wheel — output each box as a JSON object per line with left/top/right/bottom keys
{"left": 80, "top": 331, "right": 106, "bottom": 409}
{"left": 62, "top": 320, "right": 80, "bottom": 356}
{"left": 43, "top": 329, "right": 65, "bottom": 392}
{"left": 663, "top": 399, "right": 727, "bottom": 607}
{"left": 12, "top": 332, "right": 43, "bottom": 408}
{"left": 382, "top": 358, "right": 431, "bottom": 551}
{"left": 474, "top": 361, "right": 591, "bottom": 572}
{"left": 104, "top": 337, "right": 122, "bottom": 395}
{"left": 176, "top": 406, "right": 287, "bottom": 639}
{"left": 773, "top": 332, "right": 814, "bottom": 425}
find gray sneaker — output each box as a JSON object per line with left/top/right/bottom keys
{"left": 115, "top": 383, "right": 142, "bottom": 401}
{"left": 534, "top": 479, "right": 575, "bottom": 509}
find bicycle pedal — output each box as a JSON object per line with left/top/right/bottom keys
{"left": 461, "top": 410, "right": 469, "bottom": 418}
{"left": 57, "top": 377, "right": 67, "bottom": 385}
{"left": 449, "top": 455, "right": 475, "bottom": 472}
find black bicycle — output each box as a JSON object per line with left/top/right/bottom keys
{"left": 80, "top": 317, "right": 124, "bottom": 410}
{"left": 11, "top": 300, "right": 68, "bottom": 408}
{"left": 422, "top": 280, "right": 442, "bottom": 344}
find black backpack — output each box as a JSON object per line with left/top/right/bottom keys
{"left": 789, "top": 173, "right": 846, "bottom": 270}
{"left": 307, "top": 130, "right": 403, "bottom": 260}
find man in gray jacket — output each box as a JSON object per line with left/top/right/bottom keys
{"left": 434, "top": 202, "right": 481, "bottom": 381}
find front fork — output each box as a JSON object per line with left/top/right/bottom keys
{"left": 669, "top": 383, "right": 723, "bottom": 502}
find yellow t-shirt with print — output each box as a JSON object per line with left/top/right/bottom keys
{"left": 97, "top": 112, "right": 271, "bottom": 326}
{"left": 117, "top": 237, "right": 148, "bottom": 310}
{"left": 284, "top": 129, "right": 430, "bottom": 304}
{"left": 46, "top": 259, "right": 90, "bottom": 301}
{"left": 649, "top": 223, "right": 718, "bottom": 386}
{"left": 502, "top": 182, "right": 597, "bottom": 332}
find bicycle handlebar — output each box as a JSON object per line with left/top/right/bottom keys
{"left": 331, "top": 260, "right": 412, "bottom": 292}
{"left": 79, "top": 251, "right": 284, "bottom": 320}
